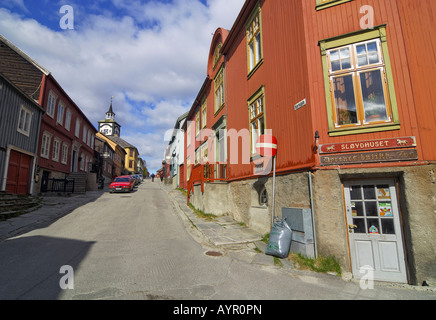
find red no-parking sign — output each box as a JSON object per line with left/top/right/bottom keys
{"left": 256, "top": 134, "right": 278, "bottom": 157}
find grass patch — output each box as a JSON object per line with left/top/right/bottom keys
{"left": 288, "top": 253, "right": 341, "bottom": 276}
{"left": 188, "top": 203, "right": 217, "bottom": 221}
{"left": 261, "top": 233, "right": 270, "bottom": 244}
{"left": 176, "top": 188, "right": 187, "bottom": 196}
{"left": 273, "top": 257, "right": 282, "bottom": 267}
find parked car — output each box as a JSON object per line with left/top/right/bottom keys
{"left": 109, "top": 175, "right": 134, "bottom": 193}
{"left": 130, "top": 174, "right": 140, "bottom": 185}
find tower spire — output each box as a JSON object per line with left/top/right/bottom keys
{"left": 106, "top": 96, "right": 115, "bottom": 120}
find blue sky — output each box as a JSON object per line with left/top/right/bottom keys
{"left": 0, "top": 0, "right": 245, "bottom": 173}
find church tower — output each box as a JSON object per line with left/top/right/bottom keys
{"left": 98, "top": 97, "right": 121, "bottom": 137}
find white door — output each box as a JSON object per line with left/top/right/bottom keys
{"left": 344, "top": 180, "right": 408, "bottom": 283}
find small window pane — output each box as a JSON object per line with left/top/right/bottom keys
{"left": 333, "top": 75, "right": 358, "bottom": 125}
{"left": 341, "top": 58, "right": 351, "bottom": 69}
{"left": 353, "top": 218, "right": 366, "bottom": 234}
{"left": 331, "top": 61, "right": 341, "bottom": 72}
{"left": 356, "top": 44, "right": 367, "bottom": 55}
{"left": 350, "top": 186, "right": 362, "bottom": 200}
{"left": 367, "top": 41, "right": 378, "bottom": 53}
{"left": 358, "top": 55, "right": 368, "bottom": 66}
{"left": 330, "top": 50, "right": 339, "bottom": 61}
{"left": 382, "top": 219, "right": 395, "bottom": 235}
{"left": 365, "top": 201, "right": 378, "bottom": 217}
{"left": 367, "top": 219, "right": 380, "bottom": 234}
{"left": 363, "top": 185, "right": 376, "bottom": 199}
{"left": 340, "top": 47, "right": 350, "bottom": 58}
{"left": 360, "top": 70, "right": 388, "bottom": 122}
{"left": 368, "top": 52, "right": 380, "bottom": 64}
{"left": 352, "top": 202, "right": 364, "bottom": 217}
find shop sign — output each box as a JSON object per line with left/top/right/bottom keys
{"left": 320, "top": 149, "right": 418, "bottom": 166}
{"left": 319, "top": 137, "right": 416, "bottom": 154}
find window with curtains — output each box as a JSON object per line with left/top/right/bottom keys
{"left": 320, "top": 26, "right": 400, "bottom": 136}
{"left": 327, "top": 39, "right": 392, "bottom": 128}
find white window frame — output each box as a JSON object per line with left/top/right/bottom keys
{"left": 52, "top": 138, "right": 61, "bottom": 162}
{"left": 40, "top": 132, "right": 52, "bottom": 159}
{"left": 17, "top": 105, "right": 32, "bottom": 136}
{"left": 75, "top": 118, "right": 81, "bottom": 137}
{"left": 46, "top": 91, "right": 57, "bottom": 118}
{"left": 65, "top": 109, "right": 72, "bottom": 131}
{"left": 61, "top": 143, "right": 69, "bottom": 165}
{"left": 57, "top": 100, "right": 65, "bottom": 125}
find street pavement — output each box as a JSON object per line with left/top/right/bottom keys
{"left": 0, "top": 179, "right": 435, "bottom": 300}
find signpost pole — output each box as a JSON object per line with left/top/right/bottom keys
{"left": 271, "top": 154, "right": 277, "bottom": 228}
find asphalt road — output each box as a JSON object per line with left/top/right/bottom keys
{"left": 0, "top": 180, "right": 435, "bottom": 302}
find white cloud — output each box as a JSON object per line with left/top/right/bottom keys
{"left": 0, "top": 0, "right": 245, "bottom": 172}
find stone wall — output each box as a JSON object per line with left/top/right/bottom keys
{"left": 188, "top": 164, "right": 436, "bottom": 284}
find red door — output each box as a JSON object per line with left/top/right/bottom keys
{"left": 6, "top": 150, "right": 32, "bottom": 195}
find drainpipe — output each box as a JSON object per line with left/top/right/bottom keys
{"left": 309, "top": 171, "right": 318, "bottom": 258}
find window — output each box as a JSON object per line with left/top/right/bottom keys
{"left": 186, "top": 122, "right": 192, "bottom": 148}
{"left": 195, "top": 109, "right": 200, "bottom": 136}
{"left": 316, "top": 0, "right": 353, "bottom": 11}
{"left": 65, "top": 109, "right": 72, "bottom": 131}
{"left": 75, "top": 118, "right": 81, "bottom": 137}
{"left": 61, "top": 144, "right": 69, "bottom": 164}
{"left": 47, "top": 91, "right": 56, "bottom": 118}
{"left": 201, "top": 98, "right": 207, "bottom": 129}
{"left": 248, "top": 86, "right": 266, "bottom": 155}
{"left": 213, "top": 43, "right": 222, "bottom": 69}
{"left": 320, "top": 27, "right": 399, "bottom": 136}
{"left": 130, "top": 149, "right": 134, "bottom": 157}
{"left": 259, "top": 187, "right": 268, "bottom": 206}
{"left": 246, "top": 4, "right": 263, "bottom": 74}
{"left": 200, "top": 141, "right": 208, "bottom": 164}
{"left": 186, "top": 156, "right": 191, "bottom": 180}
{"left": 129, "top": 160, "right": 133, "bottom": 168}
{"left": 52, "top": 138, "right": 60, "bottom": 162}
{"left": 80, "top": 153, "right": 85, "bottom": 170}
{"left": 57, "top": 101, "right": 65, "bottom": 125}
{"left": 17, "top": 105, "right": 32, "bottom": 136}
{"left": 41, "top": 132, "right": 52, "bottom": 159}
{"left": 214, "top": 67, "right": 225, "bottom": 113}
{"left": 82, "top": 126, "right": 87, "bottom": 143}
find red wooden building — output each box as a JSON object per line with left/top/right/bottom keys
{"left": 0, "top": 34, "right": 97, "bottom": 194}
{"left": 182, "top": 0, "right": 435, "bottom": 285}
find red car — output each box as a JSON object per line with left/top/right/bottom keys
{"left": 109, "top": 175, "right": 134, "bottom": 193}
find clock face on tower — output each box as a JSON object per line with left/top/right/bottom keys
{"left": 100, "top": 124, "right": 112, "bottom": 136}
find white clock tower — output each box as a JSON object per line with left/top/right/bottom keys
{"left": 98, "top": 97, "right": 121, "bottom": 137}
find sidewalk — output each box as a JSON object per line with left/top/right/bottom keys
{"left": 0, "top": 190, "right": 105, "bottom": 242}
{"left": 161, "top": 182, "right": 294, "bottom": 269}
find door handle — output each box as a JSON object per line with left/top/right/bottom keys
{"left": 348, "top": 224, "right": 358, "bottom": 230}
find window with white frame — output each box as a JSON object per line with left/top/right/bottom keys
{"left": 47, "top": 91, "right": 57, "bottom": 118}
{"left": 57, "top": 101, "right": 65, "bottom": 125}
{"left": 41, "top": 132, "right": 52, "bottom": 159}
{"left": 17, "top": 105, "right": 32, "bottom": 136}
{"left": 52, "top": 138, "right": 61, "bottom": 162}
{"left": 75, "top": 118, "right": 81, "bottom": 137}
{"left": 61, "top": 143, "right": 69, "bottom": 164}
{"left": 65, "top": 109, "right": 72, "bottom": 131}
{"left": 82, "top": 126, "right": 87, "bottom": 143}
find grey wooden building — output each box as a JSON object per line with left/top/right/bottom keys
{"left": 0, "top": 72, "right": 44, "bottom": 195}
